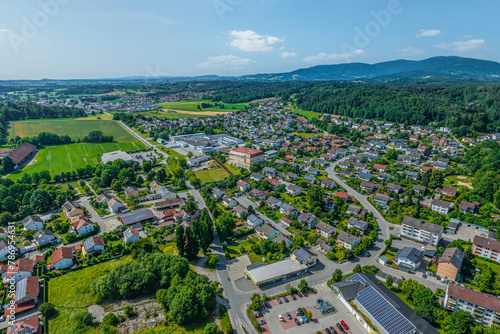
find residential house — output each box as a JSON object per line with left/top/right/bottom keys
{"left": 387, "top": 183, "right": 402, "bottom": 194}
{"left": 4, "top": 259, "right": 34, "bottom": 284}
{"left": 320, "top": 179, "right": 335, "bottom": 189}
{"left": 250, "top": 173, "right": 265, "bottom": 182}
{"left": 71, "top": 216, "right": 95, "bottom": 235}
{"left": 51, "top": 247, "right": 73, "bottom": 270}
{"left": 459, "top": 201, "right": 479, "bottom": 214}
{"left": 6, "top": 314, "right": 41, "bottom": 334}
{"left": 221, "top": 195, "right": 238, "bottom": 209}
{"left": 212, "top": 187, "right": 225, "bottom": 199}
{"left": 82, "top": 236, "right": 105, "bottom": 257}
{"left": 472, "top": 236, "right": 500, "bottom": 262}
{"left": 22, "top": 216, "right": 43, "bottom": 231}
{"left": 303, "top": 175, "right": 316, "bottom": 184}
{"left": 291, "top": 247, "right": 317, "bottom": 267}
{"left": 360, "top": 181, "right": 375, "bottom": 192}
{"left": 316, "top": 238, "right": 333, "bottom": 253}
{"left": 123, "top": 227, "right": 142, "bottom": 243}
{"left": 347, "top": 217, "right": 369, "bottom": 234}
{"left": 265, "top": 196, "right": 282, "bottom": 209}
{"left": 247, "top": 214, "right": 264, "bottom": 227}
{"left": 280, "top": 216, "right": 293, "bottom": 227}
{"left": 373, "top": 164, "right": 387, "bottom": 173}
{"left": 108, "top": 198, "right": 126, "bottom": 214}
{"left": 62, "top": 201, "right": 84, "bottom": 219}
{"left": 287, "top": 184, "right": 302, "bottom": 196}
{"left": 124, "top": 187, "right": 140, "bottom": 198}
{"left": 376, "top": 173, "right": 391, "bottom": 182}
{"left": 405, "top": 171, "right": 419, "bottom": 180}
{"left": 374, "top": 193, "right": 391, "bottom": 205}
{"left": 358, "top": 172, "right": 372, "bottom": 181}
{"left": 286, "top": 172, "right": 297, "bottom": 180}
{"left": 149, "top": 180, "right": 163, "bottom": 193}
{"left": 316, "top": 221, "right": 335, "bottom": 239}
{"left": 336, "top": 231, "right": 359, "bottom": 250}
{"left": 431, "top": 199, "right": 453, "bottom": 215}
{"left": 32, "top": 230, "right": 56, "bottom": 247}
{"left": 298, "top": 213, "right": 318, "bottom": 229}
{"left": 280, "top": 203, "right": 298, "bottom": 217}
{"left": 437, "top": 247, "right": 464, "bottom": 281}
{"left": 413, "top": 185, "right": 426, "bottom": 194}
{"left": 237, "top": 180, "right": 250, "bottom": 192}
{"left": 346, "top": 204, "right": 366, "bottom": 217}
{"left": 232, "top": 205, "right": 248, "bottom": 218}
{"left": 13, "top": 275, "right": 39, "bottom": 307}
{"left": 442, "top": 186, "right": 458, "bottom": 197}
{"left": 256, "top": 223, "right": 280, "bottom": 240}
{"left": 272, "top": 234, "right": 294, "bottom": 248}
{"left": 394, "top": 247, "right": 423, "bottom": 270}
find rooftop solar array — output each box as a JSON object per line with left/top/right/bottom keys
{"left": 346, "top": 273, "right": 367, "bottom": 284}
{"left": 356, "top": 286, "right": 416, "bottom": 334}
{"left": 397, "top": 247, "right": 423, "bottom": 263}
{"left": 15, "top": 277, "right": 26, "bottom": 301}
{"left": 294, "top": 248, "right": 310, "bottom": 262}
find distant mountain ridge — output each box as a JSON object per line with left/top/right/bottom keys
{"left": 2, "top": 56, "right": 500, "bottom": 85}
{"left": 235, "top": 56, "right": 500, "bottom": 81}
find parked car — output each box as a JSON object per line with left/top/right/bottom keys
{"left": 317, "top": 299, "right": 323, "bottom": 303}
{"left": 277, "top": 297, "right": 282, "bottom": 304}
{"left": 264, "top": 301, "right": 271, "bottom": 308}
{"left": 302, "top": 315, "right": 309, "bottom": 323}
{"left": 326, "top": 328, "right": 332, "bottom": 334}
{"left": 294, "top": 317, "right": 300, "bottom": 325}
{"left": 291, "top": 294, "right": 297, "bottom": 300}
{"left": 279, "top": 314, "right": 284, "bottom": 322}
{"left": 297, "top": 291, "right": 303, "bottom": 297}
{"left": 298, "top": 317, "right": 304, "bottom": 324}
{"left": 330, "top": 326, "right": 338, "bottom": 334}
{"left": 254, "top": 312, "right": 262, "bottom": 318}
{"left": 286, "top": 312, "right": 292, "bottom": 320}
{"left": 341, "top": 320, "right": 349, "bottom": 330}
{"left": 283, "top": 296, "right": 289, "bottom": 303}
{"left": 422, "top": 273, "right": 427, "bottom": 278}
{"left": 258, "top": 320, "right": 266, "bottom": 325}
{"left": 337, "top": 323, "right": 345, "bottom": 332}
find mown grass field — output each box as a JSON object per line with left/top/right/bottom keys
{"left": 49, "top": 257, "right": 131, "bottom": 334}
{"left": 194, "top": 163, "right": 241, "bottom": 184}
{"left": 8, "top": 119, "right": 135, "bottom": 141}
{"left": 159, "top": 100, "right": 250, "bottom": 112}
{"left": 293, "top": 132, "right": 323, "bottom": 139}
{"left": 288, "top": 102, "right": 322, "bottom": 120}
{"left": 8, "top": 141, "right": 144, "bottom": 180}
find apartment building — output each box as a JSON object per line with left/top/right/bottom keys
{"left": 445, "top": 284, "right": 500, "bottom": 327}
{"left": 401, "top": 216, "right": 443, "bottom": 246}
{"left": 228, "top": 147, "right": 265, "bottom": 169}
{"left": 472, "top": 236, "right": 500, "bottom": 262}
{"left": 437, "top": 247, "right": 464, "bottom": 281}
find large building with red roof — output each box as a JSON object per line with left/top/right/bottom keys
{"left": 228, "top": 147, "right": 265, "bottom": 169}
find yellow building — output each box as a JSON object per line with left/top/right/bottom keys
{"left": 228, "top": 148, "right": 265, "bottom": 169}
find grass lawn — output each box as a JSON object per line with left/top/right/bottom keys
{"left": 8, "top": 141, "right": 145, "bottom": 180}
{"left": 49, "top": 257, "right": 131, "bottom": 334}
{"left": 227, "top": 237, "right": 259, "bottom": 256}
{"left": 287, "top": 103, "right": 322, "bottom": 120}
{"left": 443, "top": 175, "right": 473, "bottom": 189}
{"left": 160, "top": 242, "right": 178, "bottom": 255}
{"left": 248, "top": 251, "right": 263, "bottom": 264}
{"left": 8, "top": 119, "right": 136, "bottom": 141}
{"left": 160, "top": 147, "right": 186, "bottom": 158}
{"left": 293, "top": 132, "right": 323, "bottom": 139}
{"left": 194, "top": 163, "right": 240, "bottom": 184}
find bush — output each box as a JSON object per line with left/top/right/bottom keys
{"left": 102, "top": 313, "right": 119, "bottom": 327}
{"left": 82, "top": 312, "right": 94, "bottom": 326}
{"left": 207, "top": 254, "right": 219, "bottom": 268}
{"left": 205, "top": 323, "right": 220, "bottom": 334}
{"left": 124, "top": 305, "right": 134, "bottom": 318}
{"left": 39, "top": 303, "right": 57, "bottom": 319}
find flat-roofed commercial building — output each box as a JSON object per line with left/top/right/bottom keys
{"left": 244, "top": 258, "right": 309, "bottom": 287}
{"left": 228, "top": 147, "right": 265, "bottom": 169}
{"left": 401, "top": 216, "right": 442, "bottom": 246}
{"left": 445, "top": 284, "right": 500, "bottom": 327}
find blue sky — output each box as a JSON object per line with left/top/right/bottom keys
{"left": 0, "top": 0, "right": 498, "bottom": 79}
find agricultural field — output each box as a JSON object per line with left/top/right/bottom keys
{"left": 8, "top": 141, "right": 144, "bottom": 180}
{"left": 194, "top": 163, "right": 241, "bottom": 184}
{"left": 159, "top": 100, "right": 251, "bottom": 112}
{"left": 49, "top": 257, "right": 131, "bottom": 334}
{"left": 288, "top": 102, "right": 322, "bottom": 120}
{"left": 8, "top": 119, "right": 135, "bottom": 141}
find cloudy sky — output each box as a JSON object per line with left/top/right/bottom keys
{"left": 0, "top": 0, "right": 498, "bottom": 79}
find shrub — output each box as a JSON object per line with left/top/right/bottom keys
{"left": 102, "top": 313, "right": 119, "bottom": 327}
{"left": 124, "top": 306, "right": 134, "bottom": 318}
{"left": 39, "top": 303, "right": 57, "bottom": 319}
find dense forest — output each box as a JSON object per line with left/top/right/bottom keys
{"left": 295, "top": 83, "right": 500, "bottom": 134}
{"left": 0, "top": 102, "right": 85, "bottom": 144}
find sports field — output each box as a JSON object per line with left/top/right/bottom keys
{"left": 8, "top": 119, "right": 135, "bottom": 141}
{"left": 8, "top": 141, "right": 144, "bottom": 180}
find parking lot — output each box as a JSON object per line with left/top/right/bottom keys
{"left": 252, "top": 291, "right": 365, "bottom": 334}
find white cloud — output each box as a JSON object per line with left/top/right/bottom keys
{"left": 303, "top": 49, "right": 365, "bottom": 63}
{"left": 395, "top": 46, "right": 425, "bottom": 56}
{"left": 0, "top": 29, "right": 11, "bottom": 43}
{"left": 280, "top": 51, "right": 296, "bottom": 59}
{"left": 197, "top": 55, "right": 255, "bottom": 70}
{"left": 228, "top": 30, "right": 283, "bottom": 52}
{"left": 435, "top": 39, "right": 487, "bottom": 52}
{"left": 416, "top": 29, "right": 442, "bottom": 37}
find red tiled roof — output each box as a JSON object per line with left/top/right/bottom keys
{"left": 51, "top": 247, "right": 73, "bottom": 265}
{"left": 8, "top": 142, "right": 36, "bottom": 165}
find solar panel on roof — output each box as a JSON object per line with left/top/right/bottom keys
{"left": 356, "top": 286, "right": 416, "bottom": 334}
{"left": 294, "top": 248, "right": 310, "bottom": 262}
{"left": 346, "top": 273, "right": 367, "bottom": 284}
{"left": 15, "top": 277, "right": 26, "bottom": 301}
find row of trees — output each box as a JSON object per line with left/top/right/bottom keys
{"left": 175, "top": 208, "right": 214, "bottom": 260}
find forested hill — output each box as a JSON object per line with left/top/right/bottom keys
{"left": 0, "top": 102, "right": 85, "bottom": 144}
{"left": 296, "top": 83, "right": 500, "bottom": 134}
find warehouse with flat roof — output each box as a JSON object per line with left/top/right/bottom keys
{"left": 244, "top": 258, "right": 309, "bottom": 287}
